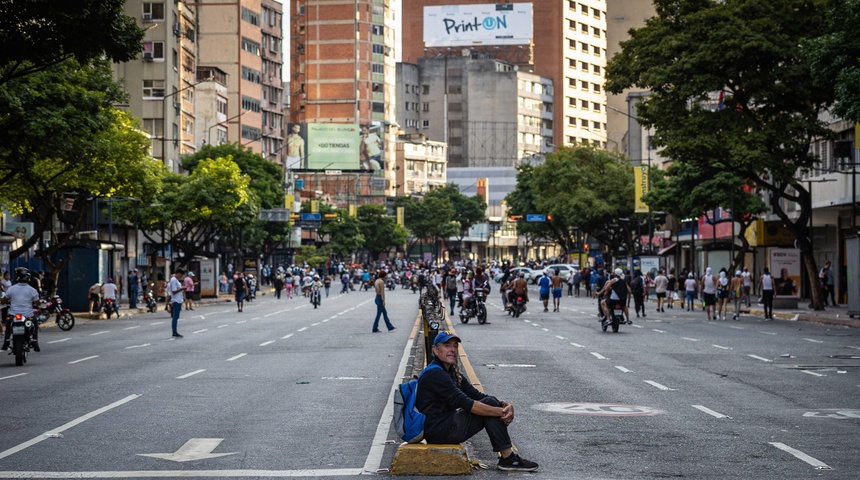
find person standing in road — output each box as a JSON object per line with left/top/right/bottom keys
{"left": 742, "top": 267, "right": 752, "bottom": 307}
{"left": 538, "top": 271, "right": 551, "bottom": 313}
{"left": 168, "top": 268, "right": 185, "bottom": 337}
{"left": 128, "top": 269, "right": 140, "bottom": 309}
{"left": 716, "top": 270, "right": 730, "bottom": 321}
{"left": 700, "top": 267, "right": 717, "bottom": 321}
{"left": 630, "top": 270, "right": 646, "bottom": 318}
{"left": 446, "top": 269, "right": 459, "bottom": 313}
{"left": 759, "top": 267, "right": 775, "bottom": 320}
{"left": 372, "top": 270, "right": 395, "bottom": 332}
{"left": 273, "top": 273, "right": 284, "bottom": 299}
{"left": 654, "top": 269, "right": 669, "bottom": 312}
{"left": 684, "top": 273, "right": 698, "bottom": 311}
{"left": 730, "top": 270, "right": 744, "bottom": 320}
{"left": 819, "top": 260, "right": 836, "bottom": 306}
{"left": 666, "top": 269, "right": 677, "bottom": 310}
{"left": 416, "top": 331, "right": 539, "bottom": 472}
{"left": 183, "top": 272, "right": 198, "bottom": 311}
{"left": 234, "top": 272, "right": 247, "bottom": 312}
{"left": 323, "top": 274, "right": 332, "bottom": 297}
{"left": 550, "top": 269, "right": 563, "bottom": 312}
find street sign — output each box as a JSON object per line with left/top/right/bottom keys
{"left": 324, "top": 169, "right": 342, "bottom": 175}
{"left": 257, "top": 209, "right": 291, "bottom": 222}
{"left": 295, "top": 220, "right": 322, "bottom": 229}
{"left": 526, "top": 214, "right": 546, "bottom": 222}
{"left": 295, "top": 179, "right": 304, "bottom": 190}
{"left": 300, "top": 213, "right": 321, "bottom": 221}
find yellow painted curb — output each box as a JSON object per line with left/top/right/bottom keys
{"left": 390, "top": 443, "right": 471, "bottom": 476}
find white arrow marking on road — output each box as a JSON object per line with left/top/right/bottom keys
{"left": 769, "top": 442, "right": 832, "bottom": 470}
{"left": 712, "top": 344, "right": 732, "bottom": 350}
{"left": 570, "top": 342, "right": 585, "bottom": 348}
{"left": 297, "top": 327, "right": 308, "bottom": 332}
{"left": 682, "top": 337, "right": 699, "bottom": 342}
{"left": 803, "top": 338, "right": 824, "bottom": 344}
{"left": 124, "top": 326, "right": 140, "bottom": 330}
{"left": 282, "top": 333, "right": 294, "bottom": 339}
{"left": 693, "top": 405, "right": 730, "bottom": 418}
{"left": 125, "top": 343, "right": 151, "bottom": 350}
{"left": 69, "top": 356, "right": 99, "bottom": 364}
{"left": 260, "top": 341, "right": 275, "bottom": 346}
{"left": 590, "top": 352, "right": 608, "bottom": 360}
{"left": 226, "top": 353, "right": 247, "bottom": 362}
{"left": 138, "top": 438, "right": 239, "bottom": 463}
{"left": 645, "top": 380, "right": 675, "bottom": 391}
{"left": 0, "top": 373, "right": 28, "bottom": 381}
{"left": 48, "top": 338, "right": 70, "bottom": 344}
{"left": 615, "top": 366, "right": 631, "bottom": 373}
{"left": 176, "top": 369, "right": 206, "bottom": 379}
{"left": 748, "top": 354, "right": 773, "bottom": 362}
{"left": 90, "top": 331, "right": 110, "bottom": 336}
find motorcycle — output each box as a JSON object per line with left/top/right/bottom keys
{"left": 602, "top": 302, "right": 625, "bottom": 333}
{"left": 460, "top": 288, "right": 488, "bottom": 325}
{"left": 310, "top": 286, "right": 321, "bottom": 309}
{"left": 385, "top": 278, "right": 396, "bottom": 291}
{"left": 33, "top": 295, "right": 75, "bottom": 331}
{"left": 143, "top": 284, "right": 158, "bottom": 313}
{"left": 102, "top": 298, "right": 118, "bottom": 319}
{"left": 8, "top": 314, "right": 36, "bottom": 366}
{"left": 509, "top": 294, "right": 527, "bottom": 318}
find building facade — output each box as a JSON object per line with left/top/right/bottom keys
{"left": 394, "top": 135, "right": 448, "bottom": 197}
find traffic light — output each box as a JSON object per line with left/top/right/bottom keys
{"left": 323, "top": 213, "right": 339, "bottom": 220}
{"left": 509, "top": 215, "right": 523, "bottom": 221}
{"left": 290, "top": 214, "right": 299, "bottom": 220}
{"left": 546, "top": 215, "right": 553, "bottom": 221}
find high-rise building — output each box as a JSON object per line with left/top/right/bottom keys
{"left": 402, "top": 1, "right": 609, "bottom": 150}
{"left": 288, "top": 0, "right": 398, "bottom": 202}
{"left": 260, "top": 0, "right": 286, "bottom": 165}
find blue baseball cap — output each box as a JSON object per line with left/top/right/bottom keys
{"left": 433, "top": 331, "right": 461, "bottom": 346}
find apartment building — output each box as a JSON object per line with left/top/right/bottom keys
{"left": 394, "top": 135, "right": 448, "bottom": 197}
{"left": 402, "top": 1, "right": 608, "bottom": 151}
{"left": 260, "top": 0, "right": 286, "bottom": 165}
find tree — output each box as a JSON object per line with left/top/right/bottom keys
{"left": 357, "top": 204, "right": 407, "bottom": 259}
{"left": 316, "top": 203, "right": 364, "bottom": 257}
{"left": 394, "top": 195, "right": 458, "bottom": 253}
{"left": 426, "top": 184, "right": 486, "bottom": 259}
{"left": 0, "top": 0, "right": 144, "bottom": 85}
{"left": 505, "top": 164, "right": 554, "bottom": 260}
{"left": 806, "top": 0, "right": 860, "bottom": 122}
{"left": 606, "top": 0, "right": 833, "bottom": 309}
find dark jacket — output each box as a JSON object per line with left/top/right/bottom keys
{"left": 416, "top": 359, "right": 491, "bottom": 441}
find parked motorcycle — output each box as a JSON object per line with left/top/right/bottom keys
{"left": 310, "top": 285, "right": 322, "bottom": 309}
{"left": 509, "top": 294, "right": 527, "bottom": 318}
{"left": 33, "top": 295, "right": 75, "bottom": 331}
{"left": 460, "top": 288, "right": 488, "bottom": 325}
{"left": 102, "top": 298, "right": 118, "bottom": 319}
{"left": 602, "top": 302, "right": 625, "bottom": 333}
{"left": 143, "top": 284, "right": 158, "bottom": 313}
{"left": 8, "top": 314, "right": 36, "bottom": 366}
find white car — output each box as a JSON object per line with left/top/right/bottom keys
{"left": 542, "top": 264, "right": 579, "bottom": 281}
{"left": 493, "top": 267, "right": 538, "bottom": 284}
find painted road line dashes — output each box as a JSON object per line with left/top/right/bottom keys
{"left": 803, "top": 338, "right": 824, "bottom": 344}
{"left": 653, "top": 329, "right": 665, "bottom": 333}
{"left": 47, "top": 338, "right": 70, "bottom": 344}
{"left": 260, "top": 341, "right": 275, "bottom": 346}
{"left": 682, "top": 337, "right": 699, "bottom": 342}
{"left": 693, "top": 405, "right": 730, "bottom": 418}
{"left": 801, "top": 370, "right": 825, "bottom": 377}
{"left": 90, "top": 331, "right": 109, "bottom": 336}
{"left": 748, "top": 354, "right": 773, "bottom": 362}
{"left": 630, "top": 324, "right": 643, "bottom": 329}
{"left": 297, "top": 327, "right": 308, "bottom": 332}
{"left": 176, "top": 369, "right": 206, "bottom": 379}
{"left": 590, "top": 352, "right": 608, "bottom": 360}
{"left": 555, "top": 335, "right": 565, "bottom": 340}
{"left": 150, "top": 321, "right": 164, "bottom": 326}
{"left": 125, "top": 343, "right": 151, "bottom": 350}
{"left": 68, "top": 356, "right": 99, "bottom": 365}
{"left": 217, "top": 324, "right": 229, "bottom": 329}
{"left": 124, "top": 326, "right": 140, "bottom": 331}
{"left": 728, "top": 325, "right": 744, "bottom": 330}
{"left": 235, "top": 320, "right": 247, "bottom": 324}
{"left": 542, "top": 328, "right": 549, "bottom": 332}
{"left": 226, "top": 353, "right": 247, "bottom": 362}
{"left": 312, "top": 322, "right": 320, "bottom": 326}
{"left": 760, "top": 331, "right": 777, "bottom": 335}
{"left": 712, "top": 344, "right": 732, "bottom": 350}
{"left": 282, "top": 333, "right": 294, "bottom": 339}
{"left": 570, "top": 342, "right": 585, "bottom": 348}
{"left": 769, "top": 442, "right": 831, "bottom": 470}
{"left": 0, "top": 373, "right": 28, "bottom": 381}
{"left": 615, "top": 366, "right": 632, "bottom": 373}
{"left": 193, "top": 329, "right": 208, "bottom": 334}
{"left": 644, "top": 380, "right": 674, "bottom": 391}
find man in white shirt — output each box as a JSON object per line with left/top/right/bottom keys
{"left": 741, "top": 267, "right": 752, "bottom": 307}
{"left": 168, "top": 269, "right": 186, "bottom": 338}
{"left": 653, "top": 269, "right": 669, "bottom": 312}
{"left": 101, "top": 278, "right": 119, "bottom": 315}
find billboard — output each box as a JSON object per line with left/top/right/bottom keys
{"left": 634, "top": 166, "right": 649, "bottom": 213}
{"left": 307, "top": 124, "right": 361, "bottom": 170}
{"left": 769, "top": 248, "right": 800, "bottom": 298}
{"left": 285, "top": 123, "right": 306, "bottom": 170}
{"left": 424, "top": 3, "right": 533, "bottom": 47}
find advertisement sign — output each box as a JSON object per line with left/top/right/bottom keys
{"left": 634, "top": 166, "right": 649, "bottom": 213}
{"left": 307, "top": 124, "right": 361, "bottom": 170}
{"left": 640, "top": 256, "right": 660, "bottom": 280}
{"left": 769, "top": 248, "right": 800, "bottom": 298}
{"left": 424, "top": 3, "right": 533, "bottom": 47}
{"left": 199, "top": 258, "right": 216, "bottom": 297}
{"left": 285, "top": 123, "right": 306, "bottom": 170}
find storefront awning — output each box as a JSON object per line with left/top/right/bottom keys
{"left": 657, "top": 243, "right": 677, "bottom": 256}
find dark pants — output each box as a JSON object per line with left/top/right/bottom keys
{"left": 373, "top": 295, "right": 394, "bottom": 331}
{"left": 275, "top": 288, "right": 282, "bottom": 299}
{"left": 762, "top": 289, "right": 774, "bottom": 318}
{"left": 129, "top": 288, "right": 139, "bottom": 309}
{"left": 633, "top": 292, "right": 645, "bottom": 315}
{"left": 447, "top": 289, "right": 458, "bottom": 312}
{"left": 171, "top": 301, "right": 182, "bottom": 334}
{"left": 425, "top": 396, "right": 512, "bottom": 452}
{"left": 823, "top": 284, "right": 836, "bottom": 306}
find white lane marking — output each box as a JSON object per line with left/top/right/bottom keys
{"left": 259, "top": 341, "right": 275, "bottom": 346}
{"left": 631, "top": 324, "right": 643, "bottom": 329}
{"left": 682, "top": 337, "right": 699, "bottom": 342}
{"left": 125, "top": 344, "right": 151, "bottom": 350}
{"left": 769, "top": 442, "right": 832, "bottom": 470}
{"left": 235, "top": 321, "right": 247, "bottom": 324}
{"left": 312, "top": 322, "right": 320, "bottom": 327}
{"left": 193, "top": 329, "right": 208, "bottom": 334}
{"left": 47, "top": 338, "right": 70, "bottom": 344}
{"left": 226, "top": 353, "right": 247, "bottom": 362}
{"left": 801, "top": 370, "right": 825, "bottom": 377}
{"left": 0, "top": 468, "right": 364, "bottom": 477}
{"left": 570, "top": 342, "right": 585, "bottom": 348}
{"left": 68, "top": 356, "right": 99, "bottom": 364}
{"left": 542, "top": 328, "right": 549, "bottom": 332}
{"left": 555, "top": 335, "right": 565, "bottom": 340}
{"left": 251, "top": 317, "right": 261, "bottom": 321}
{"left": 297, "top": 327, "right": 308, "bottom": 332}
{"left": 532, "top": 323, "right": 540, "bottom": 327}
{"left": 693, "top": 405, "right": 730, "bottom": 419}
{"left": 748, "top": 354, "right": 773, "bottom": 362}
{"left": 803, "top": 338, "right": 824, "bottom": 344}
{"left": 282, "top": 333, "right": 294, "bottom": 339}
{"left": 264, "top": 310, "right": 290, "bottom": 317}
{"left": 712, "top": 344, "right": 732, "bottom": 350}
{"left": 653, "top": 329, "right": 665, "bottom": 333}
{"left": 0, "top": 373, "right": 28, "bottom": 381}
{"left": 615, "top": 366, "right": 631, "bottom": 373}
{"left": 150, "top": 321, "right": 164, "bottom": 326}
{"left": 90, "top": 331, "right": 110, "bottom": 336}
{"left": 217, "top": 325, "right": 229, "bottom": 329}
{"left": 0, "top": 394, "right": 140, "bottom": 461}
{"left": 322, "top": 319, "right": 330, "bottom": 323}
{"left": 846, "top": 345, "right": 860, "bottom": 350}
{"left": 645, "top": 380, "right": 674, "bottom": 391}
{"left": 124, "top": 326, "right": 140, "bottom": 331}
{"left": 523, "top": 319, "right": 531, "bottom": 323}
{"left": 590, "top": 352, "right": 608, "bottom": 360}
{"left": 760, "top": 331, "right": 777, "bottom": 335}
{"left": 177, "top": 369, "right": 206, "bottom": 379}
{"left": 728, "top": 325, "right": 744, "bottom": 330}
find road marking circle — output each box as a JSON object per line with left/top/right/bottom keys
{"left": 533, "top": 402, "right": 662, "bottom": 416}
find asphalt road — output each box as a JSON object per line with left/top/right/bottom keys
{"left": 0, "top": 287, "right": 857, "bottom": 479}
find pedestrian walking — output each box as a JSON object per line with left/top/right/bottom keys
{"left": 446, "top": 269, "right": 459, "bottom": 313}
{"left": 701, "top": 267, "right": 717, "bottom": 320}
{"left": 183, "top": 272, "right": 198, "bottom": 310}
{"left": 742, "top": 267, "right": 752, "bottom": 307}
{"left": 759, "top": 268, "right": 775, "bottom": 320}
{"left": 167, "top": 268, "right": 185, "bottom": 337}
{"left": 538, "top": 271, "right": 551, "bottom": 312}
{"left": 654, "top": 269, "right": 669, "bottom": 312}
{"left": 716, "top": 270, "right": 730, "bottom": 321}
{"left": 666, "top": 269, "right": 676, "bottom": 309}
{"left": 234, "top": 273, "right": 247, "bottom": 312}
{"left": 819, "top": 260, "right": 836, "bottom": 306}
{"left": 550, "top": 269, "right": 563, "bottom": 312}
{"left": 128, "top": 269, "right": 139, "bottom": 309}
{"left": 323, "top": 275, "right": 331, "bottom": 297}
{"left": 684, "top": 273, "right": 697, "bottom": 311}
{"left": 630, "top": 270, "right": 646, "bottom": 318}
{"left": 219, "top": 273, "right": 228, "bottom": 295}
{"left": 730, "top": 270, "right": 743, "bottom": 320}
{"left": 372, "top": 270, "right": 395, "bottom": 332}
{"left": 571, "top": 270, "right": 581, "bottom": 297}
{"left": 274, "top": 274, "right": 284, "bottom": 299}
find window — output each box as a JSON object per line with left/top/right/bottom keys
{"left": 581, "top": 99, "right": 588, "bottom": 109}
{"left": 580, "top": 80, "right": 588, "bottom": 90}
{"left": 580, "top": 42, "right": 588, "bottom": 52}
{"left": 269, "top": 37, "right": 279, "bottom": 53}
{"left": 241, "top": 66, "right": 261, "bottom": 83}
{"left": 185, "top": 119, "right": 194, "bottom": 134}
{"left": 568, "top": 116, "right": 577, "bottom": 125}
{"left": 371, "top": 24, "right": 383, "bottom": 35}
{"left": 422, "top": 85, "right": 430, "bottom": 94}
{"left": 143, "top": 3, "right": 164, "bottom": 21}
{"left": 143, "top": 80, "right": 165, "bottom": 98}
{"left": 593, "top": 27, "right": 600, "bottom": 37}
{"left": 184, "top": 88, "right": 193, "bottom": 104}
{"left": 422, "top": 120, "right": 430, "bottom": 128}
{"left": 142, "top": 41, "right": 165, "bottom": 60}
{"left": 241, "top": 125, "right": 261, "bottom": 141}
{"left": 580, "top": 22, "right": 588, "bottom": 33}
{"left": 592, "top": 102, "right": 601, "bottom": 111}
{"left": 580, "top": 61, "right": 588, "bottom": 71}
{"left": 372, "top": 102, "right": 384, "bottom": 113}
{"left": 593, "top": 121, "right": 601, "bottom": 130}
{"left": 593, "top": 45, "right": 600, "bottom": 56}
{"left": 568, "top": 97, "right": 576, "bottom": 106}
{"left": 372, "top": 44, "right": 385, "bottom": 54}
{"left": 593, "top": 7, "right": 601, "bottom": 18}
{"left": 217, "top": 99, "right": 227, "bottom": 115}
{"left": 242, "top": 37, "right": 261, "bottom": 56}
{"left": 242, "top": 96, "right": 261, "bottom": 113}
{"left": 593, "top": 64, "right": 601, "bottom": 74}
{"left": 372, "top": 63, "right": 384, "bottom": 74}
{"left": 182, "top": 53, "right": 193, "bottom": 72}
{"left": 580, "top": 119, "right": 588, "bottom": 128}
{"left": 422, "top": 102, "right": 430, "bottom": 112}
{"left": 581, "top": 3, "right": 588, "bottom": 14}
{"left": 241, "top": 7, "right": 260, "bottom": 26}
{"left": 592, "top": 83, "right": 601, "bottom": 92}
{"left": 142, "top": 118, "right": 164, "bottom": 137}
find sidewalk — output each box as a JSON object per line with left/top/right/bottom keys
{"left": 648, "top": 296, "right": 860, "bottom": 328}
{"left": 70, "top": 288, "right": 276, "bottom": 321}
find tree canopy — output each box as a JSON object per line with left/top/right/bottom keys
{"left": 805, "top": 0, "right": 860, "bottom": 122}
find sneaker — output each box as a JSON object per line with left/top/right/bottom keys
{"left": 627, "top": 319, "right": 633, "bottom": 325}
{"left": 498, "top": 453, "right": 539, "bottom": 472}
{"left": 172, "top": 333, "right": 183, "bottom": 338}
{"left": 1, "top": 340, "right": 8, "bottom": 351}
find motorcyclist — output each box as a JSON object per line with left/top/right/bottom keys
{"left": 1, "top": 268, "right": 42, "bottom": 352}
{"left": 598, "top": 268, "right": 631, "bottom": 326}
{"left": 101, "top": 277, "right": 119, "bottom": 315}
{"left": 310, "top": 275, "right": 323, "bottom": 304}
{"left": 508, "top": 271, "right": 529, "bottom": 307}
{"left": 459, "top": 271, "right": 474, "bottom": 315}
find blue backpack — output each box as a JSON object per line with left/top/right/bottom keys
{"left": 393, "top": 363, "right": 443, "bottom": 443}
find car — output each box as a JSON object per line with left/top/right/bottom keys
{"left": 542, "top": 264, "right": 579, "bottom": 281}
{"left": 493, "top": 267, "right": 538, "bottom": 284}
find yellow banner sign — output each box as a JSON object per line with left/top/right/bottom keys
{"left": 634, "top": 166, "right": 649, "bottom": 213}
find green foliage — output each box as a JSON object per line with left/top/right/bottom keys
{"left": 315, "top": 203, "right": 365, "bottom": 255}
{"left": 0, "top": 0, "right": 144, "bottom": 85}
{"left": 426, "top": 184, "right": 486, "bottom": 237}
{"left": 183, "top": 144, "right": 282, "bottom": 209}
{"left": 805, "top": 0, "right": 860, "bottom": 122}
{"left": 295, "top": 245, "right": 328, "bottom": 269}
{"left": 357, "top": 204, "right": 407, "bottom": 257}
{"left": 395, "top": 195, "right": 457, "bottom": 244}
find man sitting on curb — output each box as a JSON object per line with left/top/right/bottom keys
{"left": 416, "top": 331, "right": 539, "bottom": 472}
